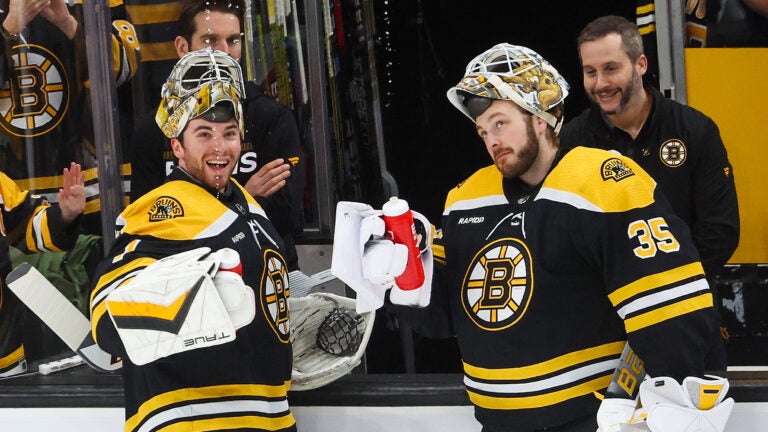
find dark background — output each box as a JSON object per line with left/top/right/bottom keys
{"left": 375, "top": 0, "right": 635, "bottom": 223}
{"left": 366, "top": 0, "right": 636, "bottom": 373}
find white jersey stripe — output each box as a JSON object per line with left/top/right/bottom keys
{"left": 535, "top": 187, "right": 604, "bottom": 212}
{"left": 444, "top": 195, "right": 508, "bottom": 215}
{"left": 617, "top": 278, "right": 710, "bottom": 319}
{"left": 464, "top": 358, "right": 618, "bottom": 395}
{"left": 137, "top": 398, "right": 290, "bottom": 432}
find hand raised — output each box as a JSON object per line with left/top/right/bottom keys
{"left": 58, "top": 162, "right": 86, "bottom": 224}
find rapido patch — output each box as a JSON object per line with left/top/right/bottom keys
{"left": 601, "top": 158, "right": 635, "bottom": 182}
{"left": 148, "top": 196, "right": 184, "bottom": 221}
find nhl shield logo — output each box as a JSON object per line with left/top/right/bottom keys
{"left": 659, "top": 139, "right": 687, "bottom": 167}
{"left": 601, "top": 158, "right": 635, "bottom": 182}
{"left": 461, "top": 238, "right": 533, "bottom": 331}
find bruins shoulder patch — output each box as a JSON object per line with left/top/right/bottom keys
{"left": 461, "top": 238, "right": 533, "bottom": 331}
{"left": 148, "top": 196, "right": 184, "bottom": 221}
{"left": 601, "top": 158, "right": 635, "bottom": 182}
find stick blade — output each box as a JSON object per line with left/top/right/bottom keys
{"left": 7, "top": 262, "right": 122, "bottom": 372}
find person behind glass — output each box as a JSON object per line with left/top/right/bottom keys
{"left": 350, "top": 43, "right": 722, "bottom": 431}
{"left": 90, "top": 49, "right": 296, "bottom": 432}
{"left": 0, "top": 0, "right": 138, "bottom": 234}
{"left": 128, "top": 0, "right": 304, "bottom": 270}
{"left": 559, "top": 15, "right": 739, "bottom": 369}
{"left": 0, "top": 162, "right": 85, "bottom": 377}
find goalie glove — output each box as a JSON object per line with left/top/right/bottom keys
{"left": 331, "top": 201, "right": 432, "bottom": 313}
{"left": 597, "top": 397, "right": 641, "bottom": 432}
{"left": 105, "top": 247, "right": 255, "bottom": 365}
{"left": 639, "top": 375, "right": 734, "bottom": 432}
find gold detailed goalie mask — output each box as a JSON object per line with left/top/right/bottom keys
{"left": 156, "top": 48, "right": 246, "bottom": 139}
{"left": 446, "top": 43, "right": 570, "bottom": 134}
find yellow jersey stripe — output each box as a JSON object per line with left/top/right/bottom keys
{"left": 468, "top": 374, "right": 611, "bottom": 410}
{"left": 156, "top": 414, "right": 296, "bottom": 432}
{"left": 625, "top": 293, "right": 713, "bottom": 333}
{"left": 463, "top": 341, "right": 625, "bottom": 380}
{"left": 609, "top": 262, "right": 705, "bottom": 306}
{"left": 126, "top": 383, "right": 292, "bottom": 431}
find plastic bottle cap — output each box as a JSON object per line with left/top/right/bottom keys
{"left": 383, "top": 196, "right": 409, "bottom": 216}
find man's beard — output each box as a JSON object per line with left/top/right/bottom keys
{"left": 588, "top": 68, "right": 642, "bottom": 116}
{"left": 497, "top": 116, "right": 539, "bottom": 179}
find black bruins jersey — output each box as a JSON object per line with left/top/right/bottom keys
{"left": 430, "top": 147, "right": 719, "bottom": 431}
{"left": 0, "top": 0, "right": 139, "bottom": 235}
{"left": 90, "top": 168, "right": 295, "bottom": 432}
{"left": 0, "top": 172, "right": 79, "bottom": 376}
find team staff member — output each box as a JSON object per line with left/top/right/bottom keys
{"left": 129, "top": 0, "right": 304, "bottom": 270}
{"left": 365, "top": 44, "right": 720, "bottom": 431}
{"left": 90, "top": 50, "right": 295, "bottom": 432}
{"left": 560, "top": 15, "right": 739, "bottom": 369}
{"left": 560, "top": 15, "right": 739, "bottom": 285}
{"left": 0, "top": 162, "right": 85, "bottom": 377}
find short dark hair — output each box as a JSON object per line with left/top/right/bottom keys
{"left": 177, "top": 0, "right": 245, "bottom": 43}
{"left": 577, "top": 15, "right": 644, "bottom": 63}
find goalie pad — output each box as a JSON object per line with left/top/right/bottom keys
{"left": 106, "top": 247, "right": 254, "bottom": 365}
{"left": 106, "top": 267, "right": 235, "bottom": 365}
{"left": 289, "top": 292, "right": 375, "bottom": 391}
{"left": 331, "top": 201, "right": 433, "bottom": 313}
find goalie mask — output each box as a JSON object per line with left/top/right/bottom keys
{"left": 446, "top": 43, "right": 570, "bottom": 134}
{"left": 156, "top": 48, "right": 246, "bottom": 138}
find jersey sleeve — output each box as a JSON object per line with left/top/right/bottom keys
{"left": 108, "top": 0, "right": 140, "bottom": 86}
{"left": 0, "top": 172, "right": 78, "bottom": 254}
{"left": 687, "top": 116, "right": 740, "bottom": 278}
{"left": 544, "top": 148, "right": 719, "bottom": 380}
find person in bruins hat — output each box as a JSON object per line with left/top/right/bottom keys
{"left": 89, "top": 48, "right": 296, "bottom": 432}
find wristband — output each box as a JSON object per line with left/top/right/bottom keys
{"left": 1, "top": 24, "right": 24, "bottom": 44}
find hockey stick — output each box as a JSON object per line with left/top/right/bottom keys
{"left": 596, "top": 342, "right": 647, "bottom": 430}
{"left": 289, "top": 268, "right": 338, "bottom": 298}
{"left": 605, "top": 342, "right": 646, "bottom": 401}
{"left": 6, "top": 262, "right": 122, "bottom": 372}
{"left": 6, "top": 262, "right": 337, "bottom": 372}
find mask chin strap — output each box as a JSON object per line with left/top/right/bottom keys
{"left": 486, "top": 74, "right": 563, "bottom": 134}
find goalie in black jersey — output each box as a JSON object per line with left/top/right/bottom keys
{"left": 89, "top": 49, "right": 296, "bottom": 432}
{"left": 332, "top": 44, "right": 733, "bottom": 431}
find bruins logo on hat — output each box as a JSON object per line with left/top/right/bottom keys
{"left": 601, "top": 158, "right": 635, "bottom": 182}
{"left": 148, "top": 196, "right": 184, "bottom": 221}
{"left": 461, "top": 238, "right": 533, "bottom": 331}
{"left": 0, "top": 44, "right": 70, "bottom": 137}
{"left": 261, "top": 249, "right": 290, "bottom": 342}
{"left": 659, "top": 139, "right": 687, "bottom": 167}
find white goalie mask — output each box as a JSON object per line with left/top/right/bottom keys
{"left": 446, "top": 43, "right": 570, "bottom": 134}
{"left": 156, "top": 48, "right": 246, "bottom": 138}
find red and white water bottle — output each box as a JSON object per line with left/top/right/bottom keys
{"left": 382, "top": 196, "right": 425, "bottom": 290}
